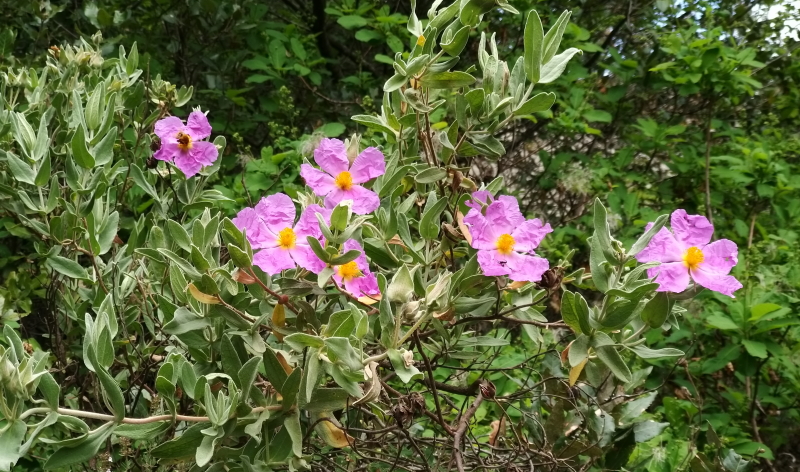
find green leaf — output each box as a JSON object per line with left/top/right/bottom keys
{"left": 163, "top": 307, "right": 212, "bottom": 335}
{"left": 46, "top": 256, "right": 90, "bottom": 281}
{"left": 71, "top": 125, "right": 95, "bottom": 169}
{"left": 5, "top": 151, "right": 36, "bottom": 185}
{"left": 227, "top": 244, "right": 251, "bottom": 269}
{"left": 542, "top": 10, "right": 572, "bottom": 64}
{"left": 0, "top": 420, "right": 26, "bottom": 471}
{"left": 114, "top": 422, "right": 171, "bottom": 440}
{"left": 419, "top": 196, "right": 448, "bottom": 239}
{"left": 44, "top": 422, "right": 115, "bottom": 470}
{"left": 284, "top": 333, "right": 325, "bottom": 351}
{"left": 629, "top": 214, "right": 669, "bottom": 257}
{"left": 387, "top": 265, "right": 414, "bottom": 304}
{"left": 419, "top": 71, "right": 476, "bottom": 89}
{"left": 742, "top": 339, "right": 767, "bottom": 359}
{"left": 628, "top": 345, "right": 685, "bottom": 359}
{"left": 561, "top": 291, "right": 591, "bottom": 335}
{"left": 568, "top": 334, "right": 590, "bottom": 367}
{"left": 263, "top": 349, "right": 289, "bottom": 394}
{"left": 281, "top": 369, "right": 302, "bottom": 410}
{"left": 352, "top": 114, "right": 397, "bottom": 136}
{"left": 415, "top": 167, "right": 448, "bottom": 184}
{"left": 595, "top": 345, "right": 631, "bottom": 383}
{"left": 641, "top": 292, "right": 673, "bottom": 328}
{"left": 749, "top": 303, "right": 781, "bottom": 321}
{"left": 539, "top": 47, "right": 582, "bottom": 83}
{"left": 35, "top": 153, "right": 51, "bottom": 186}
{"left": 338, "top": 15, "right": 368, "bottom": 29}
{"left": 387, "top": 348, "right": 423, "bottom": 383}
{"left": 441, "top": 25, "right": 470, "bottom": 56}
{"left": 514, "top": 92, "right": 556, "bottom": 115}
{"left": 318, "top": 122, "right": 346, "bottom": 138}
{"left": 706, "top": 314, "right": 740, "bottom": 331}
{"left": 524, "top": 10, "right": 544, "bottom": 83}
{"left": 633, "top": 420, "right": 669, "bottom": 443}
{"left": 151, "top": 423, "right": 205, "bottom": 460}
{"left": 583, "top": 109, "right": 613, "bottom": 123}
{"left": 722, "top": 448, "right": 750, "bottom": 472}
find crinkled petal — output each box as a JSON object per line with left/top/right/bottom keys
{"left": 349, "top": 147, "right": 386, "bottom": 183}
{"left": 290, "top": 244, "right": 327, "bottom": 274}
{"left": 154, "top": 142, "right": 179, "bottom": 161}
{"left": 465, "top": 191, "right": 494, "bottom": 212}
{"left": 691, "top": 266, "right": 742, "bottom": 297}
{"left": 647, "top": 262, "right": 690, "bottom": 293}
{"left": 467, "top": 213, "right": 500, "bottom": 250}
{"left": 253, "top": 247, "right": 295, "bottom": 275}
{"left": 325, "top": 185, "right": 380, "bottom": 215}
{"left": 635, "top": 225, "right": 684, "bottom": 264}
{"left": 699, "top": 239, "right": 738, "bottom": 275}
{"left": 477, "top": 249, "right": 512, "bottom": 277}
{"left": 300, "top": 164, "right": 337, "bottom": 196}
{"left": 344, "top": 273, "right": 380, "bottom": 298}
{"left": 186, "top": 111, "right": 212, "bottom": 140}
{"left": 343, "top": 239, "right": 369, "bottom": 271}
{"left": 505, "top": 252, "right": 550, "bottom": 283}
{"left": 154, "top": 116, "right": 184, "bottom": 141}
{"left": 232, "top": 207, "right": 271, "bottom": 248}
{"left": 484, "top": 198, "right": 524, "bottom": 235}
{"left": 255, "top": 193, "right": 296, "bottom": 233}
{"left": 671, "top": 209, "right": 713, "bottom": 249}
{"left": 294, "top": 204, "right": 331, "bottom": 239}
{"left": 173, "top": 151, "right": 203, "bottom": 178}
{"left": 189, "top": 140, "right": 218, "bottom": 167}
{"left": 512, "top": 219, "right": 552, "bottom": 252}
{"left": 314, "top": 138, "right": 349, "bottom": 175}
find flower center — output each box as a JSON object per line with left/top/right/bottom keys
{"left": 496, "top": 234, "right": 515, "bottom": 255}
{"left": 683, "top": 246, "right": 704, "bottom": 270}
{"left": 176, "top": 131, "right": 192, "bottom": 151}
{"left": 335, "top": 171, "right": 353, "bottom": 191}
{"left": 337, "top": 261, "right": 361, "bottom": 281}
{"left": 277, "top": 227, "right": 296, "bottom": 250}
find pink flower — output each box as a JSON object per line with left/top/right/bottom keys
{"left": 463, "top": 192, "right": 552, "bottom": 282}
{"left": 153, "top": 111, "right": 218, "bottom": 178}
{"left": 636, "top": 209, "right": 742, "bottom": 297}
{"left": 333, "top": 239, "right": 380, "bottom": 299}
{"left": 300, "top": 138, "right": 386, "bottom": 215}
{"left": 232, "top": 193, "right": 330, "bottom": 275}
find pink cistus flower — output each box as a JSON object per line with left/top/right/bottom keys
{"left": 153, "top": 110, "right": 218, "bottom": 178}
{"left": 463, "top": 191, "right": 552, "bottom": 282}
{"left": 333, "top": 239, "right": 380, "bottom": 299}
{"left": 300, "top": 138, "right": 385, "bottom": 215}
{"left": 636, "top": 209, "right": 742, "bottom": 297}
{"left": 232, "top": 193, "right": 330, "bottom": 275}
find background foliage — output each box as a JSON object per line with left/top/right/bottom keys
{"left": 1, "top": 0, "right": 800, "bottom": 470}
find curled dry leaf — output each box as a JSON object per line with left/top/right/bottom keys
{"left": 188, "top": 283, "right": 220, "bottom": 305}
{"left": 314, "top": 412, "right": 355, "bottom": 448}
{"left": 353, "top": 361, "right": 381, "bottom": 406}
{"left": 456, "top": 210, "right": 473, "bottom": 245}
{"left": 489, "top": 417, "right": 506, "bottom": 446}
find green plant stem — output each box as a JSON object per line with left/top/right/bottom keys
{"left": 19, "top": 405, "right": 281, "bottom": 425}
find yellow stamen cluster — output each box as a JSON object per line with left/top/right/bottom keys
{"left": 683, "top": 246, "right": 704, "bottom": 270}
{"left": 277, "top": 227, "right": 296, "bottom": 250}
{"left": 496, "top": 234, "right": 516, "bottom": 255}
{"left": 337, "top": 261, "right": 361, "bottom": 281}
{"left": 335, "top": 171, "right": 353, "bottom": 191}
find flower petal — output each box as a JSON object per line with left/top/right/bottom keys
{"left": 349, "top": 147, "right": 386, "bottom": 183}
{"left": 485, "top": 197, "right": 524, "bottom": 235}
{"left": 512, "top": 219, "right": 552, "bottom": 252}
{"left": 290, "top": 244, "right": 327, "bottom": 274}
{"left": 314, "top": 138, "right": 349, "bottom": 175}
{"left": 647, "top": 262, "right": 690, "bottom": 293}
{"left": 466, "top": 213, "right": 500, "bottom": 250}
{"left": 186, "top": 111, "right": 212, "bottom": 140}
{"left": 343, "top": 239, "right": 369, "bottom": 271}
{"left": 477, "top": 249, "right": 512, "bottom": 277}
{"left": 154, "top": 116, "right": 184, "bottom": 141}
{"left": 691, "top": 266, "right": 742, "bottom": 297}
{"left": 699, "top": 239, "right": 738, "bottom": 274}
{"left": 189, "top": 140, "right": 219, "bottom": 167}
{"left": 253, "top": 247, "right": 296, "bottom": 275}
{"left": 505, "top": 252, "right": 550, "bottom": 283}
{"left": 300, "top": 164, "right": 337, "bottom": 196}
{"left": 635, "top": 226, "right": 684, "bottom": 264}
{"left": 671, "top": 209, "right": 713, "bottom": 248}
{"left": 465, "top": 191, "right": 494, "bottom": 212}
{"left": 294, "top": 204, "right": 331, "bottom": 239}
{"left": 154, "top": 142, "right": 179, "bottom": 161}
{"left": 232, "top": 207, "right": 270, "bottom": 248}
{"left": 344, "top": 273, "right": 380, "bottom": 298}
{"left": 173, "top": 151, "right": 203, "bottom": 178}
{"left": 255, "top": 193, "right": 296, "bottom": 233}
{"left": 325, "top": 185, "right": 380, "bottom": 215}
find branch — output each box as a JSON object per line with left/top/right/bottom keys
{"left": 20, "top": 405, "right": 281, "bottom": 424}
{"left": 452, "top": 389, "right": 484, "bottom": 472}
